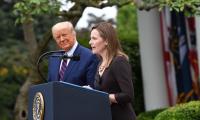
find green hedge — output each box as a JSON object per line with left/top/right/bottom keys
{"left": 155, "top": 101, "right": 200, "bottom": 120}
{"left": 137, "top": 108, "right": 166, "bottom": 120}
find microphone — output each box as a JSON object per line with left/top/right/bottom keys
{"left": 61, "top": 54, "right": 80, "bottom": 61}
{"left": 50, "top": 54, "right": 80, "bottom": 61}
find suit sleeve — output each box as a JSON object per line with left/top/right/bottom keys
{"left": 111, "top": 57, "right": 134, "bottom": 104}
{"left": 86, "top": 54, "right": 99, "bottom": 88}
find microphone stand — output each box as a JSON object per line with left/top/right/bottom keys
{"left": 37, "top": 50, "right": 80, "bottom": 82}
{"left": 37, "top": 50, "right": 65, "bottom": 82}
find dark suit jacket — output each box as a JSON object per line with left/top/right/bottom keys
{"left": 48, "top": 44, "right": 98, "bottom": 88}
{"left": 94, "top": 56, "right": 136, "bottom": 120}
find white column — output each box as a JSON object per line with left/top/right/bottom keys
{"left": 137, "top": 9, "right": 169, "bottom": 111}
{"left": 195, "top": 16, "right": 200, "bottom": 76}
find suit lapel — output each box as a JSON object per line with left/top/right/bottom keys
{"left": 63, "top": 44, "right": 81, "bottom": 81}
{"left": 55, "top": 58, "right": 61, "bottom": 81}
{"left": 51, "top": 52, "right": 63, "bottom": 81}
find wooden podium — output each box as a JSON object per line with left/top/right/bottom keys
{"left": 28, "top": 81, "right": 112, "bottom": 120}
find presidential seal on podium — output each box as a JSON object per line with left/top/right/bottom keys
{"left": 33, "top": 92, "right": 44, "bottom": 120}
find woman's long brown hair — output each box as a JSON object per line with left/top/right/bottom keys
{"left": 91, "top": 22, "right": 128, "bottom": 66}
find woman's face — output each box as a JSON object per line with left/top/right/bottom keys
{"left": 89, "top": 29, "right": 107, "bottom": 55}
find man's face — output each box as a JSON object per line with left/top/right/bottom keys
{"left": 53, "top": 27, "right": 75, "bottom": 51}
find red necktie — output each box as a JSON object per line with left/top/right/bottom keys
{"left": 59, "top": 59, "right": 68, "bottom": 81}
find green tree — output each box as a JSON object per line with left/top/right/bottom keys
{"left": 0, "top": 1, "right": 26, "bottom": 119}
{"left": 0, "top": 0, "right": 23, "bottom": 42}
{"left": 134, "top": 0, "right": 200, "bottom": 15}
{"left": 117, "top": 4, "right": 138, "bottom": 42}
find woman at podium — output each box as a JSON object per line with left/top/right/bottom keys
{"left": 89, "top": 22, "right": 136, "bottom": 120}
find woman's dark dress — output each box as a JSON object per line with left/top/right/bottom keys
{"left": 94, "top": 56, "right": 136, "bottom": 120}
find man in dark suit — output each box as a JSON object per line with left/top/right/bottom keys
{"left": 48, "top": 21, "right": 98, "bottom": 87}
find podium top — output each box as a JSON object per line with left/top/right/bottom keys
{"left": 29, "top": 81, "right": 112, "bottom": 120}
{"left": 33, "top": 81, "right": 108, "bottom": 95}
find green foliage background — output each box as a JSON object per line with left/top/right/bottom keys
{"left": 0, "top": 40, "right": 28, "bottom": 120}
{"left": 0, "top": 0, "right": 58, "bottom": 119}
{"left": 0, "top": 1, "right": 26, "bottom": 119}
{"left": 117, "top": 4, "right": 138, "bottom": 43}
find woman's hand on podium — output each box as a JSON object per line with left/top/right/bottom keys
{"left": 109, "top": 94, "right": 117, "bottom": 105}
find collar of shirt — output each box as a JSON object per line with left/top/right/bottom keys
{"left": 65, "top": 40, "right": 78, "bottom": 56}
{"left": 60, "top": 41, "right": 78, "bottom": 68}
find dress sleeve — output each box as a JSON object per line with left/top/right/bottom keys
{"left": 111, "top": 56, "right": 134, "bottom": 104}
